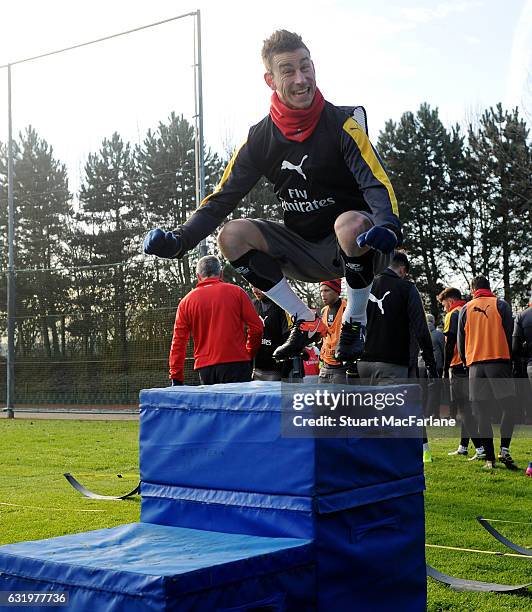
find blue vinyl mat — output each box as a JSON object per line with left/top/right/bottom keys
{"left": 0, "top": 523, "right": 314, "bottom": 611}
{"left": 138, "top": 382, "right": 426, "bottom": 610}
{"left": 140, "top": 382, "right": 424, "bottom": 496}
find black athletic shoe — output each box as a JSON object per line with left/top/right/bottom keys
{"left": 273, "top": 315, "right": 326, "bottom": 362}
{"left": 334, "top": 321, "right": 366, "bottom": 363}
{"left": 498, "top": 451, "right": 518, "bottom": 470}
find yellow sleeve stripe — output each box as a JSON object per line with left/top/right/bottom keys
{"left": 199, "top": 140, "right": 247, "bottom": 208}
{"left": 342, "top": 117, "right": 399, "bottom": 217}
{"left": 443, "top": 312, "right": 451, "bottom": 334}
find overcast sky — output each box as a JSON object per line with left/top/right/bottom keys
{"left": 1, "top": 0, "right": 531, "bottom": 188}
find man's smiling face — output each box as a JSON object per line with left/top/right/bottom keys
{"left": 264, "top": 47, "right": 316, "bottom": 110}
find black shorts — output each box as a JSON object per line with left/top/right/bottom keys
{"left": 251, "top": 218, "right": 392, "bottom": 283}
{"left": 450, "top": 366, "right": 469, "bottom": 403}
{"left": 469, "top": 362, "right": 515, "bottom": 401}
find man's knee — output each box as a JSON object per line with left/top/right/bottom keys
{"left": 217, "top": 220, "right": 268, "bottom": 259}
{"left": 217, "top": 220, "right": 248, "bottom": 254}
{"left": 334, "top": 211, "right": 372, "bottom": 254}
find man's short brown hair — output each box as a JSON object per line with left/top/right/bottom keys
{"left": 391, "top": 251, "right": 410, "bottom": 273}
{"left": 470, "top": 275, "right": 490, "bottom": 291}
{"left": 261, "top": 30, "right": 310, "bottom": 72}
{"left": 437, "top": 287, "right": 462, "bottom": 303}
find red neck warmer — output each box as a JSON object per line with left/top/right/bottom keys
{"left": 270, "top": 89, "right": 325, "bottom": 142}
{"left": 449, "top": 299, "right": 466, "bottom": 312}
{"left": 473, "top": 289, "right": 495, "bottom": 299}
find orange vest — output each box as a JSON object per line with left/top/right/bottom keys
{"left": 464, "top": 296, "right": 510, "bottom": 366}
{"left": 320, "top": 299, "right": 346, "bottom": 366}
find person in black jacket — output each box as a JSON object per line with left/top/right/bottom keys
{"left": 417, "top": 313, "right": 445, "bottom": 418}
{"left": 358, "top": 252, "right": 437, "bottom": 382}
{"left": 512, "top": 287, "right": 532, "bottom": 388}
{"left": 512, "top": 289, "right": 532, "bottom": 477}
{"left": 144, "top": 29, "right": 401, "bottom": 366}
{"left": 358, "top": 252, "right": 437, "bottom": 463}
{"left": 252, "top": 287, "right": 290, "bottom": 381}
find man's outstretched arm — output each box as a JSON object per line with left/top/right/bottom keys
{"left": 144, "top": 141, "right": 263, "bottom": 259}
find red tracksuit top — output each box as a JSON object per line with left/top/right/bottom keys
{"left": 169, "top": 277, "right": 263, "bottom": 382}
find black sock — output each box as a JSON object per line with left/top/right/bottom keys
{"left": 483, "top": 438, "right": 495, "bottom": 462}
{"left": 500, "top": 397, "right": 516, "bottom": 445}
{"left": 230, "top": 250, "right": 283, "bottom": 291}
{"left": 341, "top": 249, "right": 375, "bottom": 289}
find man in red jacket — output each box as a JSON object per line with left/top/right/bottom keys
{"left": 169, "top": 255, "right": 263, "bottom": 385}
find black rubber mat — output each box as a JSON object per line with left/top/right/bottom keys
{"left": 477, "top": 516, "right": 532, "bottom": 557}
{"left": 426, "top": 564, "right": 531, "bottom": 592}
{"left": 64, "top": 473, "right": 140, "bottom": 500}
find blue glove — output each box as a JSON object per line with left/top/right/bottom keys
{"left": 143, "top": 228, "right": 184, "bottom": 259}
{"left": 356, "top": 226, "right": 398, "bottom": 254}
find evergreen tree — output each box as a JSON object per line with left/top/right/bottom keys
{"left": 133, "top": 114, "right": 224, "bottom": 366}
{"left": 137, "top": 112, "right": 223, "bottom": 296}
{"left": 378, "top": 104, "right": 462, "bottom": 315}
{"left": 440, "top": 124, "right": 496, "bottom": 289}
{"left": 465, "top": 104, "right": 531, "bottom": 304}
{"left": 75, "top": 132, "right": 141, "bottom": 366}
{"left": 7, "top": 127, "right": 71, "bottom": 357}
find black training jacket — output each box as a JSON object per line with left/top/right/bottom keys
{"left": 512, "top": 306, "right": 532, "bottom": 366}
{"left": 253, "top": 298, "right": 290, "bottom": 372}
{"left": 180, "top": 101, "right": 401, "bottom": 248}
{"left": 362, "top": 268, "right": 435, "bottom": 368}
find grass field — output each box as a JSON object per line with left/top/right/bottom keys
{"left": 0, "top": 418, "right": 530, "bottom": 611}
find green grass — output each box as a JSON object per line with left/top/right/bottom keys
{"left": 425, "top": 434, "right": 532, "bottom": 611}
{"left": 0, "top": 419, "right": 531, "bottom": 610}
{"left": 0, "top": 419, "right": 139, "bottom": 542}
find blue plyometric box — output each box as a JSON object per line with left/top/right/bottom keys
{"left": 139, "top": 382, "right": 423, "bottom": 496}
{"left": 139, "top": 382, "right": 427, "bottom": 611}
{"left": 0, "top": 523, "right": 315, "bottom": 611}
{"left": 0, "top": 382, "right": 426, "bottom": 611}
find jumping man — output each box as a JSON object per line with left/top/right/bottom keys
{"left": 144, "top": 30, "right": 401, "bottom": 362}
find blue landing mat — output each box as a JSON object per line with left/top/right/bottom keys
{"left": 140, "top": 381, "right": 423, "bottom": 496}
{"left": 0, "top": 523, "right": 314, "bottom": 611}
